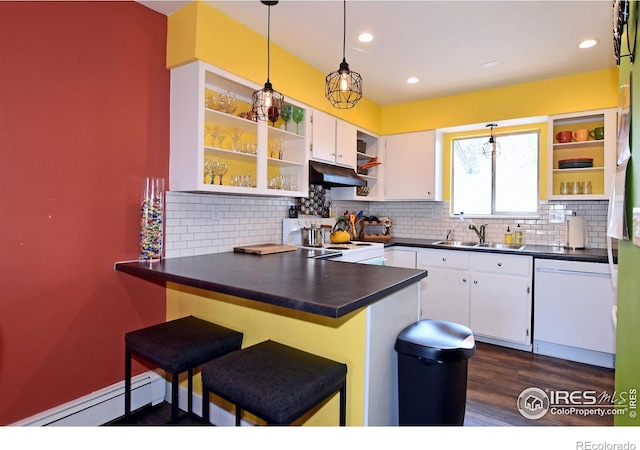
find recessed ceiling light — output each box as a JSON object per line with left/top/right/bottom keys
{"left": 358, "top": 32, "right": 373, "bottom": 43}
{"left": 481, "top": 61, "right": 498, "bottom": 69}
{"left": 579, "top": 39, "right": 598, "bottom": 49}
{"left": 407, "top": 77, "right": 419, "bottom": 84}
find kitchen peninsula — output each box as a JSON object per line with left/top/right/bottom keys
{"left": 115, "top": 250, "right": 427, "bottom": 426}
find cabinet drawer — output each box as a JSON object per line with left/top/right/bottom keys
{"left": 417, "top": 249, "right": 470, "bottom": 269}
{"left": 470, "top": 253, "right": 531, "bottom": 276}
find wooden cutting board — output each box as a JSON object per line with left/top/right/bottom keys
{"left": 233, "top": 244, "right": 298, "bottom": 255}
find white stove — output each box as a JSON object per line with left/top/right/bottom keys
{"left": 282, "top": 218, "right": 385, "bottom": 263}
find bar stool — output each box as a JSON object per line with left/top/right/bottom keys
{"left": 201, "top": 340, "right": 347, "bottom": 426}
{"left": 124, "top": 315, "right": 243, "bottom": 424}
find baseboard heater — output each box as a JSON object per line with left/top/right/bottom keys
{"left": 11, "top": 370, "right": 165, "bottom": 426}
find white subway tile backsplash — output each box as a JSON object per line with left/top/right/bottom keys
{"left": 164, "top": 191, "right": 610, "bottom": 258}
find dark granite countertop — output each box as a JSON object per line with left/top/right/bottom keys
{"left": 115, "top": 250, "right": 427, "bottom": 319}
{"left": 385, "top": 238, "right": 616, "bottom": 264}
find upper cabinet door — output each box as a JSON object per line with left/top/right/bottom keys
{"left": 310, "top": 109, "right": 336, "bottom": 163}
{"left": 384, "top": 130, "right": 442, "bottom": 200}
{"left": 310, "top": 109, "right": 357, "bottom": 168}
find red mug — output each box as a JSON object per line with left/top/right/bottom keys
{"left": 556, "top": 130, "right": 572, "bottom": 143}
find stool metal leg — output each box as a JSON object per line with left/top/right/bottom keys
{"left": 202, "top": 386, "right": 210, "bottom": 424}
{"left": 170, "top": 371, "right": 180, "bottom": 423}
{"left": 339, "top": 382, "right": 346, "bottom": 426}
{"left": 236, "top": 407, "right": 242, "bottom": 426}
{"left": 187, "top": 368, "right": 193, "bottom": 415}
{"left": 124, "top": 348, "right": 132, "bottom": 422}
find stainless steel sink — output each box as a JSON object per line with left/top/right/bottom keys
{"left": 432, "top": 241, "right": 526, "bottom": 251}
{"left": 475, "top": 242, "right": 527, "bottom": 250}
{"left": 432, "top": 241, "right": 479, "bottom": 248}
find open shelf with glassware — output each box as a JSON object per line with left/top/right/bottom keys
{"left": 170, "top": 60, "right": 308, "bottom": 197}
{"left": 331, "top": 128, "right": 380, "bottom": 201}
{"left": 547, "top": 108, "right": 616, "bottom": 201}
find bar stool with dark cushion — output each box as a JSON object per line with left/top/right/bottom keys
{"left": 201, "top": 340, "right": 347, "bottom": 426}
{"left": 125, "top": 315, "right": 243, "bottom": 424}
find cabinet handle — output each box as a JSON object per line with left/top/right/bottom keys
{"left": 442, "top": 257, "right": 446, "bottom": 261}
{"left": 462, "top": 278, "right": 467, "bottom": 283}
{"left": 497, "top": 262, "right": 502, "bottom": 267}
{"left": 473, "top": 280, "right": 478, "bottom": 284}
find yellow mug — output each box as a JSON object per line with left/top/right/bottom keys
{"left": 573, "top": 128, "right": 589, "bottom": 142}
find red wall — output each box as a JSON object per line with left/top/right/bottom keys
{"left": 0, "top": 1, "right": 169, "bottom": 424}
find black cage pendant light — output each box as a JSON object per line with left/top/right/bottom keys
{"left": 325, "top": 0, "right": 362, "bottom": 109}
{"left": 252, "top": 1, "right": 284, "bottom": 122}
{"left": 482, "top": 123, "right": 501, "bottom": 158}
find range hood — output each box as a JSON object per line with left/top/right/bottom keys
{"left": 308, "top": 161, "right": 367, "bottom": 188}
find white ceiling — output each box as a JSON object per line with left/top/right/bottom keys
{"left": 139, "top": 0, "right": 617, "bottom": 106}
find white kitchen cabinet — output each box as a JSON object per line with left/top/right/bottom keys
{"left": 331, "top": 129, "right": 381, "bottom": 201}
{"left": 169, "top": 60, "right": 309, "bottom": 196}
{"left": 547, "top": 108, "right": 616, "bottom": 200}
{"left": 310, "top": 109, "right": 357, "bottom": 168}
{"left": 469, "top": 252, "right": 532, "bottom": 346}
{"left": 418, "top": 249, "right": 532, "bottom": 349}
{"left": 384, "top": 247, "right": 417, "bottom": 268}
{"left": 417, "top": 249, "right": 470, "bottom": 326}
{"left": 533, "top": 259, "right": 616, "bottom": 368}
{"left": 384, "top": 130, "right": 442, "bottom": 201}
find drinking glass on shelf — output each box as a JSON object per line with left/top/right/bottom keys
{"left": 281, "top": 105, "right": 293, "bottom": 131}
{"left": 205, "top": 91, "right": 218, "bottom": 110}
{"left": 292, "top": 107, "right": 304, "bottom": 134}
{"left": 226, "top": 93, "right": 237, "bottom": 115}
{"left": 216, "top": 126, "right": 229, "bottom": 149}
{"left": 205, "top": 159, "right": 220, "bottom": 184}
{"left": 216, "top": 90, "right": 229, "bottom": 112}
{"left": 229, "top": 128, "right": 243, "bottom": 151}
{"left": 560, "top": 181, "right": 568, "bottom": 195}
{"left": 205, "top": 123, "right": 220, "bottom": 147}
{"left": 583, "top": 181, "right": 593, "bottom": 194}
{"left": 217, "top": 160, "right": 228, "bottom": 185}
{"left": 267, "top": 105, "right": 281, "bottom": 127}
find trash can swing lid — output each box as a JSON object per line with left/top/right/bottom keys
{"left": 394, "top": 319, "right": 476, "bottom": 362}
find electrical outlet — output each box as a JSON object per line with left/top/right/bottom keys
{"left": 211, "top": 205, "right": 221, "bottom": 220}
{"left": 431, "top": 207, "right": 443, "bottom": 220}
{"left": 548, "top": 210, "right": 565, "bottom": 224}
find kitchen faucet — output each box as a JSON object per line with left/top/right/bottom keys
{"left": 446, "top": 213, "right": 465, "bottom": 241}
{"left": 469, "top": 223, "right": 488, "bottom": 243}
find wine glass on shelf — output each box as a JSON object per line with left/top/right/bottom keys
{"left": 217, "top": 160, "right": 228, "bottom": 185}
{"left": 292, "top": 107, "right": 304, "bottom": 134}
{"left": 205, "top": 159, "right": 220, "bottom": 184}
{"left": 205, "top": 123, "right": 220, "bottom": 147}
{"left": 216, "top": 90, "right": 229, "bottom": 112}
{"left": 216, "top": 126, "right": 229, "bottom": 149}
{"left": 267, "top": 105, "right": 281, "bottom": 128}
{"left": 229, "top": 127, "right": 243, "bottom": 151}
{"left": 281, "top": 105, "right": 293, "bottom": 131}
{"left": 226, "top": 93, "right": 237, "bottom": 115}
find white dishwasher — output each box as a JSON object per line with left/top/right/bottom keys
{"left": 533, "top": 258, "right": 616, "bottom": 368}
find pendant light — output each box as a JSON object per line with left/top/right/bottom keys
{"left": 325, "top": 1, "right": 362, "bottom": 109}
{"left": 252, "top": 1, "right": 284, "bottom": 122}
{"left": 482, "top": 123, "right": 501, "bottom": 158}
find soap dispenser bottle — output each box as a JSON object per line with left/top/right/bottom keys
{"left": 504, "top": 226, "right": 513, "bottom": 244}
{"left": 514, "top": 224, "right": 523, "bottom": 245}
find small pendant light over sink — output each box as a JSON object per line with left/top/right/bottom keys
{"left": 482, "top": 123, "right": 501, "bottom": 158}
{"left": 325, "top": 1, "right": 362, "bottom": 109}
{"left": 252, "top": 1, "right": 284, "bottom": 122}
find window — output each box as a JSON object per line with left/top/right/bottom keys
{"left": 451, "top": 131, "right": 539, "bottom": 216}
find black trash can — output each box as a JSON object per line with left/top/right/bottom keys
{"left": 394, "top": 319, "right": 475, "bottom": 426}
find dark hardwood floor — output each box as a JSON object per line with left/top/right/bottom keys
{"left": 106, "top": 342, "right": 615, "bottom": 426}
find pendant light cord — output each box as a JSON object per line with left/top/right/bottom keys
{"left": 342, "top": 0, "right": 347, "bottom": 62}
{"left": 266, "top": 4, "right": 271, "bottom": 83}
